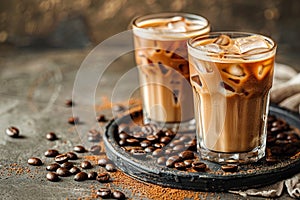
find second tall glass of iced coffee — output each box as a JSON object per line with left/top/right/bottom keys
{"left": 132, "top": 13, "right": 210, "bottom": 129}
{"left": 188, "top": 32, "right": 277, "bottom": 163}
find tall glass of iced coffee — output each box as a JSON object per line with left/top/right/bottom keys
{"left": 188, "top": 32, "right": 276, "bottom": 163}
{"left": 132, "top": 13, "right": 210, "bottom": 129}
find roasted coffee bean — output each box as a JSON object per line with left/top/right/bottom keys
{"left": 112, "top": 190, "right": 125, "bottom": 200}
{"left": 165, "top": 130, "right": 176, "bottom": 137}
{"left": 73, "top": 145, "right": 86, "bottom": 153}
{"left": 166, "top": 156, "right": 181, "bottom": 168}
{"left": 46, "top": 163, "right": 60, "bottom": 171}
{"left": 192, "top": 161, "right": 207, "bottom": 172}
{"left": 56, "top": 167, "right": 70, "bottom": 177}
{"left": 55, "top": 154, "right": 69, "bottom": 163}
{"left": 65, "top": 99, "right": 73, "bottom": 107}
{"left": 174, "top": 162, "right": 186, "bottom": 170}
{"left": 157, "top": 156, "right": 167, "bottom": 165}
{"left": 154, "top": 143, "right": 165, "bottom": 148}
{"left": 140, "top": 140, "right": 152, "bottom": 148}
{"left": 28, "top": 157, "right": 43, "bottom": 166}
{"left": 74, "top": 172, "right": 88, "bottom": 181}
{"left": 96, "top": 172, "right": 110, "bottom": 183}
{"left": 44, "top": 149, "right": 59, "bottom": 157}
{"left": 183, "top": 160, "right": 193, "bottom": 167}
{"left": 130, "top": 149, "right": 146, "bottom": 156}
{"left": 179, "top": 150, "right": 194, "bottom": 160}
{"left": 46, "top": 132, "right": 57, "bottom": 141}
{"left": 46, "top": 172, "right": 60, "bottom": 182}
{"left": 119, "top": 132, "right": 130, "bottom": 140}
{"left": 153, "top": 130, "right": 165, "bottom": 137}
{"left": 179, "top": 135, "right": 191, "bottom": 142}
{"left": 221, "top": 164, "right": 238, "bottom": 172}
{"left": 105, "top": 163, "right": 116, "bottom": 172}
{"left": 152, "top": 149, "right": 163, "bottom": 157}
{"left": 160, "top": 136, "right": 171, "bottom": 144}
{"left": 144, "top": 146, "right": 155, "bottom": 153}
{"left": 172, "top": 144, "right": 185, "bottom": 152}
{"left": 98, "top": 158, "right": 111, "bottom": 167}
{"left": 169, "top": 140, "right": 182, "bottom": 147}
{"left": 61, "top": 162, "right": 73, "bottom": 169}
{"left": 68, "top": 116, "right": 79, "bottom": 125}
{"left": 164, "top": 148, "right": 173, "bottom": 155}
{"left": 97, "top": 114, "right": 107, "bottom": 122}
{"left": 119, "top": 139, "right": 127, "bottom": 146}
{"left": 5, "top": 126, "right": 19, "bottom": 138}
{"left": 69, "top": 166, "right": 81, "bottom": 175}
{"left": 126, "top": 138, "right": 140, "bottom": 145}
{"left": 146, "top": 135, "right": 158, "bottom": 142}
{"left": 276, "top": 133, "right": 287, "bottom": 140}
{"left": 90, "top": 145, "right": 102, "bottom": 155}
{"left": 97, "top": 188, "right": 111, "bottom": 198}
{"left": 133, "top": 131, "right": 145, "bottom": 139}
{"left": 80, "top": 161, "right": 92, "bottom": 169}
{"left": 287, "top": 133, "right": 299, "bottom": 140}
{"left": 87, "top": 129, "right": 101, "bottom": 142}
{"left": 87, "top": 171, "right": 98, "bottom": 180}
{"left": 66, "top": 152, "right": 78, "bottom": 160}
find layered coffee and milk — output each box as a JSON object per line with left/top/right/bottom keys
{"left": 132, "top": 14, "right": 210, "bottom": 125}
{"left": 188, "top": 33, "right": 276, "bottom": 156}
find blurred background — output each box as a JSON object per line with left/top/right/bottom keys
{"left": 0, "top": 0, "right": 299, "bottom": 69}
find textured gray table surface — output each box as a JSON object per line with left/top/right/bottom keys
{"left": 0, "top": 49, "right": 295, "bottom": 199}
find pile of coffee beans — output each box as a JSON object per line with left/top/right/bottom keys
{"left": 115, "top": 114, "right": 300, "bottom": 173}
{"left": 266, "top": 114, "right": 300, "bottom": 160}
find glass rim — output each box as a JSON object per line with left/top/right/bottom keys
{"left": 187, "top": 31, "right": 277, "bottom": 60}
{"left": 131, "top": 12, "right": 210, "bottom": 34}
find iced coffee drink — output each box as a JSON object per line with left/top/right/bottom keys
{"left": 188, "top": 32, "right": 276, "bottom": 163}
{"left": 132, "top": 13, "right": 210, "bottom": 128}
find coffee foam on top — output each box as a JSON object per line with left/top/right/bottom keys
{"left": 133, "top": 16, "right": 210, "bottom": 40}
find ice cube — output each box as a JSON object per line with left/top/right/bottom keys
{"left": 214, "top": 35, "right": 232, "bottom": 46}
{"left": 168, "top": 20, "right": 187, "bottom": 32}
{"left": 227, "top": 65, "right": 245, "bottom": 77}
{"left": 235, "top": 36, "right": 270, "bottom": 54}
{"left": 204, "top": 43, "right": 222, "bottom": 54}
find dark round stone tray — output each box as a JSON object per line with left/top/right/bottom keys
{"left": 104, "top": 105, "right": 300, "bottom": 191}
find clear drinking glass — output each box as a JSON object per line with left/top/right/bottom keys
{"left": 187, "top": 32, "right": 277, "bottom": 163}
{"left": 132, "top": 13, "right": 210, "bottom": 130}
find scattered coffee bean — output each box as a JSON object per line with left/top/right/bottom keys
{"left": 5, "top": 126, "right": 19, "bottom": 138}
{"left": 56, "top": 167, "right": 70, "bottom": 177}
{"left": 160, "top": 136, "right": 171, "bottom": 144}
{"left": 157, "top": 156, "right": 167, "bottom": 165}
{"left": 46, "top": 132, "right": 57, "bottom": 141}
{"left": 61, "top": 162, "right": 73, "bottom": 169}
{"left": 55, "top": 154, "right": 69, "bottom": 164}
{"left": 112, "top": 190, "right": 126, "bottom": 200}
{"left": 105, "top": 163, "right": 116, "bottom": 172}
{"left": 68, "top": 116, "right": 79, "bottom": 125}
{"left": 46, "top": 163, "right": 60, "bottom": 171}
{"left": 28, "top": 157, "right": 43, "bottom": 166}
{"left": 46, "top": 172, "right": 60, "bottom": 182}
{"left": 146, "top": 135, "right": 158, "bottom": 142}
{"left": 90, "top": 145, "right": 101, "bottom": 155}
{"left": 192, "top": 161, "right": 207, "bottom": 172}
{"left": 179, "top": 135, "right": 191, "bottom": 142}
{"left": 80, "top": 160, "right": 92, "bottom": 169}
{"left": 73, "top": 145, "right": 86, "bottom": 153}
{"left": 66, "top": 152, "right": 78, "bottom": 160}
{"left": 179, "top": 150, "right": 194, "bottom": 160}
{"left": 97, "top": 114, "right": 107, "bottom": 122}
{"left": 69, "top": 166, "right": 81, "bottom": 175}
{"left": 96, "top": 172, "right": 110, "bottom": 183}
{"left": 74, "top": 172, "right": 88, "bottom": 181}
{"left": 87, "top": 171, "right": 98, "bottom": 180}
{"left": 183, "top": 160, "right": 193, "bottom": 167}
{"left": 172, "top": 144, "right": 185, "bottom": 152}
{"left": 119, "top": 139, "right": 127, "bottom": 146}
{"left": 97, "top": 188, "right": 111, "bottom": 198}
{"left": 119, "top": 132, "right": 129, "bottom": 140}
{"left": 165, "top": 130, "right": 176, "bottom": 137}
{"left": 65, "top": 99, "right": 73, "bottom": 107}
{"left": 144, "top": 146, "right": 155, "bottom": 153}
{"left": 130, "top": 149, "right": 146, "bottom": 156}
{"left": 44, "top": 149, "right": 59, "bottom": 157}
{"left": 126, "top": 138, "right": 140, "bottom": 145}
{"left": 152, "top": 149, "right": 163, "bottom": 157}
{"left": 174, "top": 162, "right": 186, "bottom": 170}
{"left": 154, "top": 143, "right": 165, "bottom": 148}
{"left": 140, "top": 140, "right": 152, "bottom": 148}
{"left": 166, "top": 156, "right": 181, "bottom": 168}
{"left": 98, "top": 158, "right": 111, "bottom": 167}
{"left": 221, "top": 164, "right": 238, "bottom": 172}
